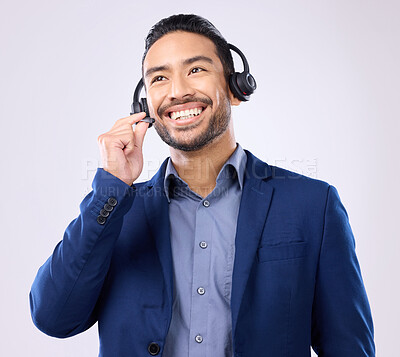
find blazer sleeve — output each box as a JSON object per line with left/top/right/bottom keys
{"left": 29, "top": 168, "right": 136, "bottom": 338}
{"left": 311, "top": 185, "right": 375, "bottom": 356}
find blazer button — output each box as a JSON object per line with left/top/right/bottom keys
{"left": 99, "top": 208, "right": 109, "bottom": 218}
{"left": 103, "top": 203, "right": 113, "bottom": 212}
{"left": 147, "top": 342, "right": 160, "bottom": 355}
{"left": 96, "top": 215, "right": 106, "bottom": 225}
{"left": 107, "top": 197, "right": 117, "bottom": 206}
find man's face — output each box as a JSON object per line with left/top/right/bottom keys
{"left": 143, "top": 31, "right": 239, "bottom": 152}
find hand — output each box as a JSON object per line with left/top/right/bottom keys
{"left": 97, "top": 112, "right": 149, "bottom": 186}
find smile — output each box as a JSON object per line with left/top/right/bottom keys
{"left": 162, "top": 102, "right": 209, "bottom": 126}
{"left": 169, "top": 107, "right": 203, "bottom": 120}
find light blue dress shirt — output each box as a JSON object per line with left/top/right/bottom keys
{"left": 162, "top": 144, "right": 247, "bottom": 357}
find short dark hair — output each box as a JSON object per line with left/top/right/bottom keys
{"left": 142, "top": 14, "right": 234, "bottom": 83}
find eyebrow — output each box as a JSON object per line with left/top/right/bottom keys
{"left": 144, "top": 55, "right": 214, "bottom": 79}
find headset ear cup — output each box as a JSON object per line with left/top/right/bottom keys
{"left": 227, "top": 43, "right": 257, "bottom": 102}
{"left": 229, "top": 72, "right": 248, "bottom": 102}
{"left": 237, "top": 72, "right": 257, "bottom": 96}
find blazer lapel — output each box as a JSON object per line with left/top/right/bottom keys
{"left": 143, "top": 159, "right": 174, "bottom": 311}
{"left": 231, "top": 151, "right": 275, "bottom": 334}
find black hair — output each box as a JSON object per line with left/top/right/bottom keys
{"left": 141, "top": 14, "right": 234, "bottom": 83}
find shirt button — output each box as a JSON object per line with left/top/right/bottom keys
{"left": 147, "top": 342, "right": 160, "bottom": 355}
{"left": 203, "top": 200, "right": 210, "bottom": 207}
{"left": 195, "top": 334, "right": 203, "bottom": 343}
{"left": 199, "top": 241, "right": 208, "bottom": 249}
{"left": 197, "top": 287, "right": 205, "bottom": 295}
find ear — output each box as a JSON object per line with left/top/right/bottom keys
{"left": 228, "top": 87, "right": 241, "bottom": 107}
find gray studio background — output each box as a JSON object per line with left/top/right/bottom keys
{"left": 1, "top": 0, "right": 398, "bottom": 355}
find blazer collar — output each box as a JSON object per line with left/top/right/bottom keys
{"left": 243, "top": 149, "right": 272, "bottom": 181}
{"left": 231, "top": 150, "right": 275, "bottom": 336}
{"left": 142, "top": 157, "right": 173, "bottom": 319}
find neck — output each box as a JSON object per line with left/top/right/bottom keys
{"left": 169, "top": 127, "right": 237, "bottom": 198}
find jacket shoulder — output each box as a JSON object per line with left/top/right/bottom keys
{"left": 268, "top": 165, "right": 331, "bottom": 206}
{"left": 269, "top": 164, "right": 329, "bottom": 187}
{"left": 245, "top": 150, "right": 330, "bottom": 193}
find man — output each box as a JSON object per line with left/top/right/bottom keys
{"left": 30, "top": 14, "right": 375, "bottom": 357}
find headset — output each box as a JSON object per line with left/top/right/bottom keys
{"left": 130, "top": 43, "right": 256, "bottom": 128}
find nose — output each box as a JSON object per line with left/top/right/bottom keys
{"left": 168, "top": 75, "right": 195, "bottom": 100}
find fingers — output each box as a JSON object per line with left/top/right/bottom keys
{"left": 111, "top": 112, "right": 147, "bottom": 131}
{"left": 97, "top": 112, "right": 151, "bottom": 185}
{"left": 133, "top": 120, "right": 150, "bottom": 150}
{"left": 100, "top": 112, "right": 150, "bottom": 154}
{"left": 126, "top": 112, "right": 147, "bottom": 125}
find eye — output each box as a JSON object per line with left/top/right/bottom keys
{"left": 151, "top": 75, "right": 165, "bottom": 84}
{"left": 190, "top": 67, "right": 204, "bottom": 74}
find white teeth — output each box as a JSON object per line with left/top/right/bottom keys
{"left": 169, "top": 107, "right": 203, "bottom": 120}
{"left": 177, "top": 114, "right": 195, "bottom": 120}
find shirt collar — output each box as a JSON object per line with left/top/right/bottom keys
{"left": 163, "top": 143, "right": 247, "bottom": 202}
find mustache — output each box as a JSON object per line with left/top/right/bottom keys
{"left": 157, "top": 97, "right": 213, "bottom": 118}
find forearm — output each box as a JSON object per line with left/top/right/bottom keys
{"left": 30, "top": 168, "right": 136, "bottom": 337}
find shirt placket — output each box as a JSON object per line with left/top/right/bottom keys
{"left": 189, "top": 198, "right": 213, "bottom": 357}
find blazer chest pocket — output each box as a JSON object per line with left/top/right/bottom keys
{"left": 257, "top": 241, "right": 308, "bottom": 263}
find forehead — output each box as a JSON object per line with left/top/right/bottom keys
{"left": 143, "top": 31, "right": 222, "bottom": 71}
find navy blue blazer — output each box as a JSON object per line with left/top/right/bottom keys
{"left": 30, "top": 150, "right": 375, "bottom": 356}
